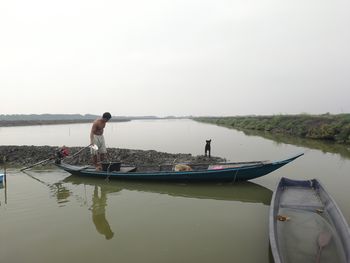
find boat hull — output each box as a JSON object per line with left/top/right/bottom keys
{"left": 56, "top": 153, "right": 303, "bottom": 182}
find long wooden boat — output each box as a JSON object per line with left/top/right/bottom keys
{"left": 269, "top": 177, "right": 350, "bottom": 263}
{"left": 55, "top": 153, "right": 303, "bottom": 182}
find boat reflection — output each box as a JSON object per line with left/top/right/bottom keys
{"left": 63, "top": 175, "right": 273, "bottom": 205}
{"left": 59, "top": 176, "right": 273, "bottom": 240}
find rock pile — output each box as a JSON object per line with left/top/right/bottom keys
{"left": 0, "top": 145, "right": 225, "bottom": 168}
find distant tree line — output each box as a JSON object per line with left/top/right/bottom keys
{"left": 0, "top": 114, "right": 131, "bottom": 126}
{"left": 0, "top": 114, "right": 191, "bottom": 127}
{"left": 0, "top": 114, "right": 191, "bottom": 121}
{"left": 193, "top": 113, "right": 350, "bottom": 144}
{"left": 0, "top": 114, "right": 99, "bottom": 121}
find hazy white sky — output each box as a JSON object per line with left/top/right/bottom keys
{"left": 1, "top": 0, "right": 349, "bottom": 116}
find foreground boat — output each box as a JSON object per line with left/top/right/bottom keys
{"left": 269, "top": 177, "right": 350, "bottom": 263}
{"left": 55, "top": 153, "right": 303, "bottom": 182}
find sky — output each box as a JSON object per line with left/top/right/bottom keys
{"left": 1, "top": 0, "right": 349, "bottom": 117}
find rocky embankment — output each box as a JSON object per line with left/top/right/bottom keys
{"left": 0, "top": 146, "right": 225, "bottom": 168}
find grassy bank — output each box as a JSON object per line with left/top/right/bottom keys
{"left": 193, "top": 114, "right": 350, "bottom": 144}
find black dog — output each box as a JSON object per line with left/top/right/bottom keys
{"left": 205, "top": 139, "right": 211, "bottom": 158}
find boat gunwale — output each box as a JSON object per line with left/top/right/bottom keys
{"left": 56, "top": 153, "right": 304, "bottom": 182}
{"left": 58, "top": 153, "right": 304, "bottom": 177}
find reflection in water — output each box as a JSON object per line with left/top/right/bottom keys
{"left": 27, "top": 174, "right": 274, "bottom": 241}
{"left": 0, "top": 181, "right": 6, "bottom": 206}
{"left": 241, "top": 129, "right": 350, "bottom": 160}
{"left": 91, "top": 186, "right": 114, "bottom": 240}
{"left": 53, "top": 183, "right": 70, "bottom": 204}
{"left": 63, "top": 175, "right": 273, "bottom": 205}
{"left": 24, "top": 172, "right": 71, "bottom": 205}
{"left": 24, "top": 172, "right": 115, "bottom": 240}
{"left": 24, "top": 171, "right": 273, "bottom": 241}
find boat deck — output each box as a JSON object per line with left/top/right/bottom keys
{"left": 280, "top": 187, "right": 324, "bottom": 211}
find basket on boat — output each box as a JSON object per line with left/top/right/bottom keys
{"left": 101, "top": 162, "right": 121, "bottom": 172}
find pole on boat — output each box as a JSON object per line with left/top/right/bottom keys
{"left": 20, "top": 156, "right": 55, "bottom": 172}
{"left": 20, "top": 144, "right": 98, "bottom": 172}
{"left": 66, "top": 144, "right": 97, "bottom": 160}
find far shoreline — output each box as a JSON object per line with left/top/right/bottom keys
{"left": 0, "top": 119, "right": 131, "bottom": 127}
{"left": 0, "top": 117, "right": 190, "bottom": 127}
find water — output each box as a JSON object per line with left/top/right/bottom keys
{"left": 1, "top": 119, "right": 350, "bottom": 263}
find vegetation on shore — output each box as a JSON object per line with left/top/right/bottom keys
{"left": 193, "top": 114, "right": 350, "bottom": 144}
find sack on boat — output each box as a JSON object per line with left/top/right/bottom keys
{"left": 173, "top": 164, "right": 192, "bottom": 171}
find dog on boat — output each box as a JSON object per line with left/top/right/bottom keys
{"left": 174, "top": 164, "right": 192, "bottom": 171}
{"left": 205, "top": 139, "right": 211, "bottom": 158}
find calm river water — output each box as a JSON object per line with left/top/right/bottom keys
{"left": 1, "top": 119, "right": 350, "bottom": 263}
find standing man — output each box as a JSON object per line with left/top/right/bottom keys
{"left": 90, "top": 112, "right": 111, "bottom": 170}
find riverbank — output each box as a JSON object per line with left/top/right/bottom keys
{"left": 0, "top": 145, "right": 225, "bottom": 167}
{"left": 193, "top": 114, "right": 350, "bottom": 145}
